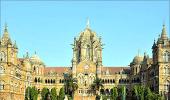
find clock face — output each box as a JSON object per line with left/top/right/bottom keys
{"left": 84, "top": 65, "right": 89, "bottom": 69}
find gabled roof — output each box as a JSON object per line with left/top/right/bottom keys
{"left": 102, "top": 67, "right": 130, "bottom": 74}
{"left": 44, "top": 66, "right": 130, "bottom": 75}
{"left": 44, "top": 67, "right": 70, "bottom": 75}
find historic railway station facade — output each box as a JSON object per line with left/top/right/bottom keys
{"left": 0, "top": 21, "right": 170, "bottom": 100}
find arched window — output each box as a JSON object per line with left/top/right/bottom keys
{"left": 0, "top": 81, "right": 4, "bottom": 90}
{"left": 38, "top": 78, "right": 40, "bottom": 82}
{"left": 0, "top": 52, "right": 6, "bottom": 62}
{"left": 105, "top": 79, "right": 107, "bottom": 84}
{"left": 164, "top": 65, "right": 170, "bottom": 75}
{"left": 163, "top": 51, "right": 170, "bottom": 62}
{"left": 136, "top": 67, "right": 138, "bottom": 74}
{"left": 168, "top": 53, "right": 170, "bottom": 61}
{"left": 36, "top": 67, "right": 39, "bottom": 74}
{"left": 53, "top": 79, "right": 55, "bottom": 83}
{"left": 164, "top": 81, "right": 170, "bottom": 92}
{"left": 35, "top": 78, "right": 37, "bottom": 83}
{"left": 81, "top": 76, "right": 84, "bottom": 84}
{"left": 102, "top": 79, "right": 104, "bottom": 83}
{"left": 89, "top": 77, "right": 92, "bottom": 84}
{"left": 86, "top": 45, "right": 90, "bottom": 59}
{"left": 112, "top": 79, "right": 115, "bottom": 83}
{"left": 110, "top": 79, "right": 112, "bottom": 83}
{"left": 0, "top": 66, "right": 4, "bottom": 74}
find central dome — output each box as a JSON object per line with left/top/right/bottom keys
{"left": 30, "top": 53, "right": 43, "bottom": 64}
{"left": 133, "top": 55, "right": 143, "bottom": 64}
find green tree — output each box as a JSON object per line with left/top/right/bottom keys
{"left": 25, "top": 86, "right": 31, "bottom": 100}
{"left": 41, "top": 87, "right": 49, "bottom": 100}
{"left": 65, "top": 74, "right": 78, "bottom": 99}
{"left": 90, "top": 77, "right": 104, "bottom": 95}
{"left": 133, "top": 85, "right": 145, "bottom": 100}
{"left": 145, "top": 87, "right": 154, "bottom": 100}
{"left": 121, "top": 86, "right": 126, "bottom": 100}
{"left": 59, "top": 87, "right": 65, "bottom": 100}
{"left": 25, "top": 86, "right": 38, "bottom": 100}
{"left": 30, "top": 86, "right": 38, "bottom": 100}
{"left": 111, "top": 87, "right": 118, "bottom": 100}
{"left": 153, "top": 93, "right": 165, "bottom": 100}
{"left": 51, "top": 88, "right": 57, "bottom": 100}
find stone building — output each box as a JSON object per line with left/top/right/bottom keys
{"left": 0, "top": 21, "right": 169, "bottom": 100}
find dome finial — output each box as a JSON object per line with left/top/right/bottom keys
{"left": 4, "top": 22, "right": 8, "bottom": 33}
{"left": 137, "top": 49, "right": 140, "bottom": 56}
{"left": 86, "top": 17, "right": 90, "bottom": 28}
{"left": 26, "top": 52, "right": 29, "bottom": 58}
{"left": 34, "top": 51, "right": 37, "bottom": 55}
{"left": 161, "top": 23, "right": 167, "bottom": 39}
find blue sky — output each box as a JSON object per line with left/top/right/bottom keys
{"left": 1, "top": 1, "right": 169, "bottom": 67}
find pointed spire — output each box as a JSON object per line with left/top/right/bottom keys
{"left": 3, "top": 23, "right": 9, "bottom": 37}
{"left": 4, "top": 23, "right": 8, "bottom": 33}
{"left": 86, "top": 17, "right": 90, "bottom": 29}
{"left": 26, "top": 52, "right": 29, "bottom": 58}
{"left": 13, "top": 40, "right": 18, "bottom": 49}
{"left": 34, "top": 51, "right": 37, "bottom": 55}
{"left": 152, "top": 38, "right": 157, "bottom": 49}
{"left": 144, "top": 52, "right": 147, "bottom": 57}
{"left": 161, "top": 24, "right": 168, "bottom": 40}
{"left": 2, "top": 23, "right": 12, "bottom": 45}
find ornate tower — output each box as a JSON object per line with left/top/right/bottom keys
{"left": 71, "top": 19, "right": 103, "bottom": 97}
{"left": 152, "top": 24, "right": 170, "bottom": 94}
{"left": 0, "top": 24, "right": 18, "bottom": 65}
{"left": 0, "top": 24, "right": 21, "bottom": 100}
{"left": 71, "top": 19, "right": 103, "bottom": 77}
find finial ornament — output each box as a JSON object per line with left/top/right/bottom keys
{"left": 26, "top": 52, "right": 29, "bottom": 58}
{"left": 4, "top": 22, "right": 8, "bottom": 32}
{"left": 163, "top": 23, "right": 165, "bottom": 28}
{"left": 144, "top": 52, "right": 147, "bottom": 56}
{"left": 86, "top": 17, "right": 90, "bottom": 28}
{"left": 163, "top": 19, "right": 165, "bottom": 27}
{"left": 137, "top": 49, "right": 140, "bottom": 56}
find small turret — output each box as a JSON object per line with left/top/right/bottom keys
{"left": 160, "top": 24, "right": 168, "bottom": 40}
{"left": 157, "top": 24, "right": 169, "bottom": 45}
{"left": 152, "top": 39, "right": 157, "bottom": 49}
{"left": 13, "top": 40, "right": 18, "bottom": 49}
{"left": 1, "top": 23, "right": 12, "bottom": 45}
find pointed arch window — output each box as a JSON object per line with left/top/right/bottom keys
{"left": 164, "top": 81, "right": 170, "bottom": 92}
{"left": 0, "top": 66, "right": 4, "bottom": 74}
{"left": 0, "top": 52, "right": 6, "bottom": 62}
{"left": 36, "top": 67, "right": 39, "bottom": 74}
{"left": 163, "top": 51, "right": 170, "bottom": 62}
{"left": 168, "top": 53, "right": 170, "bottom": 61}
{"left": 86, "top": 45, "right": 90, "bottom": 59}
{"left": 0, "top": 81, "right": 4, "bottom": 90}
{"left": 164, "top": 65, "right": 170, "bottom": 75}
